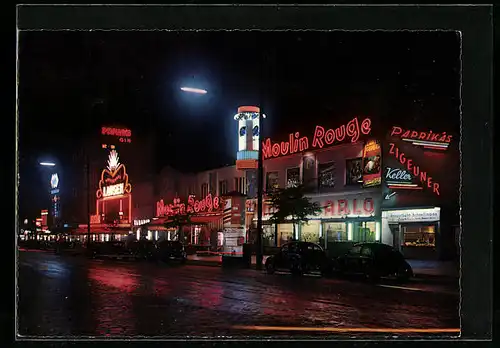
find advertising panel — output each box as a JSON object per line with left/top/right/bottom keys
{"left": 362, "top": 140, "right": 382, "bottom": 187}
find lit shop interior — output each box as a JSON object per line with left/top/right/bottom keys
{"left": 262, "top": 219, "right": 381, "bottom": 248}
{"left": 381, "top": 207, "right": 440, "bottom": 259}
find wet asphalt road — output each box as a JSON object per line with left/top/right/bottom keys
{"left": 17, "top": 250, "right": 460, "bottom": 339}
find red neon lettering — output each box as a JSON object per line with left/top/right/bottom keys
{"left": 407, "top": 159, "right": 413, "bottom": 171}
{"left": 427, "top": 176, "right": 433, "bottom": 188}
{"left": 360, "top": 118, "right": 372, "bottom": 135}
{"left": 419, "top": 132, "right": 427, "bottom": 139}
{"left": 298, "top": 137, "right": 308, "bottom": 152}
{"left": 430, "top": 133, "right": 440, "bottom": 141}
{"left": 420, "top": 170, "right": 427, "bottom": 182}
{"left": 412, "top": 164, "right": 420, "bottom": 177}
{"left": 399, "top": 152, "right": 406, "bottom": 165}
{"left": 352, "top": 199, "right": 362, "bottom": 214}
{"left": 335, "top": 125, "right": 346, "bottom": 141}
{"left": 363, "top": 198, "right": 374, "bottom": 214}
{"left": 433, "top": 183, "right": 440, "bottom": 195}
{"left": 346, "top": 118, "right": 361, "bottom": 142}
{"left": 280, "top": 142, "right": 289, "bottom": 156}
{"left": 272, "top": 143, "right": 280, "bottom": 157}
{"left": 388, "top": 142, "right": 395, "bottom": 154}
{"left": 262, "top": 138, "right": 272, "bottom": 159}
{"left": 338, "top": 199, "right": 350, "bottom": 215}
{"left": 213, "top": 196, "right": 220, "bottom": 209}
{"left": 445, "top": 135, "right": 453, "bottom": 143}
{"left": 324, "top": 200, "right": 334, "bottom": 215}
{"left": 390, "top": 126, "right": 402, "bottom": 136}
{"left": 401, "top": 130, "right": 411, "bottom": 138}
{"left": 325, "top": 129, "right": 335, "bottom": 144}
{"left": 312, "top": 126, "right": 325, "bottom": 148}
{"left": 410, "top": 131, "right": 419, "bottom": 138}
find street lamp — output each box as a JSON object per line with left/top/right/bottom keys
{"left": 180, "top": 86, "right": 208, "bottom": 94}
{"left": 39, "top": 162, "right": 56, "bottom": 166}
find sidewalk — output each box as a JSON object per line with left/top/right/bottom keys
{"left": 187, "top": 254, "right": 459, "bottom": 280}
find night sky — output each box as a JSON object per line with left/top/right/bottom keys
{"left": 18, "top": 31, "right": 460, "bottom": 217}
{"left": 19, "top": 31, "right": 460, "bottom": 170}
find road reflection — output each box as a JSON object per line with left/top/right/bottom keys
{"left": 88, "top": 264, "right": 138, "bottom": 335}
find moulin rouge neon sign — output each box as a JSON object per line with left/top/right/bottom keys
{"left": 96, "top": 150, "right": 132, "bottom": 199}
{"left": 262, "top": 117, "right": 372, "bottom": 159}
{"left": 388, "top": 143, "right": 440, "bottom": 196}
{"left": 156, "top": 194, "right": 225, "bottom": 217}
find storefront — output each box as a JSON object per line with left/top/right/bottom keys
{"left": 381, "top": 207, "right": 440, "bottom": 260}
{"left": 261, "top": 189, "right": 382, "bottom": 249}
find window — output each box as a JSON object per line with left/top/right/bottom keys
{"left": 353, "top": 221, "right": 376, "bottom": 242}
{"left": 301, "top": 220, "right": 320, "bottom": 244}
{"left": 201, "top": 183, "right": 209, "bottom": 197}
{"left": 302, "top": 154, "right": 316, "bottom": 189}
{"left": 209, "top": 173, "right": 217, "bottom": 195}
{"left": 324, "top": 222, "right": 347, "bottom": 242}
{"left": 266, "top": 171, "right": 279, "bottom": 191}
{"left": 218, "top": 180, "right": 228, "bottom": 195}
{"left": 345, "top": 158, "right": 363, "bottom": 185}
{"left": 278, "top": 223, "right": 294, "bottom": 246}
{"left": 318, "top": 162, "right": 336, "bottom": 188}
{"left": 234, "top": 177, "right": 246, "bottom": 194}
{"left": 286, "top": 167, "right": 300, "bottom": 188}
{"left": 262, "top": 225, "right": 275, "bottom": 247}
{"left": 403, "top": 225, "right": 436, "bottom": 247}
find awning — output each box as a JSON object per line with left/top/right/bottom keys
{"left": 191, "top": 215, "right": 222, "bottom": 224}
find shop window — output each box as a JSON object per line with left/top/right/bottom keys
{"left": 324, "top": 222, "right": 347, "bottom": 242}
{"left": 278, "top": 223, "right": 294, "bottom": 247}
{"left": 403, "top": 225, "right": 436, "bottom": 247}
{"left": 300, "top": 221, "right": 320, "bottom": 244}
{"left": 351, "top": 221, "right": 377, "bottom": 243}
{"left": 266, "top": 171, "right": 280, "bottom": 192}
{"left": 286, "top": 167, "right": 300, "bottom": 188}
{"left": 345, "top": 158, "right": 363, "bottom": 185}
{"left": 262, "top": 225, "right": 275, "bottom": 247}
{"left": 318, "top": 161, "right": 336, "bottom": 188}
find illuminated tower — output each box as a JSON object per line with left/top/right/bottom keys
{"left": 234, "top": 106, "right": 266, "bottom": 197}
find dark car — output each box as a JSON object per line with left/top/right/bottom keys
{"left": 334, "top": 242, "right": 413, "bottom": 282}
{"left": 155, "top": 241, "right": 187, "bottom": 263}
{"left": 265, "top": 241, "right": 333, "bottom": 276}
{"left": 127, "top": 240, "right": 156, "bottom": 261}
{"left": 95, "top": 241, "right": 129, "bottom": 258}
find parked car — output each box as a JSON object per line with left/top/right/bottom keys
{"left": 127, "top": 240, "right": 156, "bottom": 261}
{"left": 95, "top": 241, "right": 129, "bottom": 258}
{"left": 333, "top": 242, "right": 413, "bottom": 282}
{"left": 155, "top": 241, "right": 187, "bottom": 263}
{"left": 265, "top": 241, "right": 333, "bottom": 276}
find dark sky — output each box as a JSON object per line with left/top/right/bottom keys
{"left": 19, "top": 31, "right": 460, "bottom": 173}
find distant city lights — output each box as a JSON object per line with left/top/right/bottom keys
{"left": 180, "top": 87, "right": 207, "bottom": 94}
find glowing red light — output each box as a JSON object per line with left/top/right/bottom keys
{"left": 388, "top": 143, "right": 440, "bottom": 196}
{"left": 262, "top": 117, "right": 372, "bottom": 159}
{"left": 390, "top": 126, "right": 452, "bottom": 143}
{"left": 101, "top": 127, "right": 132, "bottom": 137}
{"left": 238, "top": 106, "right": 260, "bottom": 113}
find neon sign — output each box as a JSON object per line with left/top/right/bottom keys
{"left": 362, "top": 140, "right": 382, "bottom": 187}
{"left": 101, "top": 126, "right": 132, "bottom": 144}
{"left": 385, "top": 167, "right": 421, "bottom": 190}
{"left": 156, "top": 194, "right": 225, "bottom": 217}
{"left": 96, "top": 150, "right": 132, "bottom": 199}
{"left": 388, "top": 143, "right": 440, "bottom": 196}
{"left": 102, "top": 183, "right": 125, "bottom": 198}
{"left": 50, "top": 173, "right": 59, "bottom": 189}
{"left": 262, "top": 117, "right": 372, "bottom": 159}
{"left": 390, "top": 126, "right": 451, "bottom": 150}
{"left": 101, "top": 127, "right": 132, "bottom": 137}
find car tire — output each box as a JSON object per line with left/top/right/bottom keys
{"left": 396, "top": 265, "right": 412, "bottom": 283}
{"left": 266, "top": 261, "right": 275, "bottom": 274}
{"left": 364, "top": 265, "right": 380, "bottom": 282}
{"left": 290, "top": 261, "right": 303, "bottom": 276}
